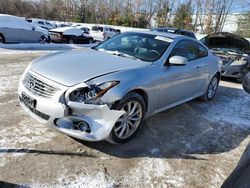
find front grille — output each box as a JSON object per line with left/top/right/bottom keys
{"left": 23, "top": 72, "right": 60, "bottom": 98}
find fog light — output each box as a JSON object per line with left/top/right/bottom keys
{"left": 77, "top": 121, "right": 90, "bottom": 132}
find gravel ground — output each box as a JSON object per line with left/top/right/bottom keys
{"left": 0, "top": 48, "right": 249, "bottom": 188}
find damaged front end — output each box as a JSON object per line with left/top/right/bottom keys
{"left": 201, "top": 32, "right": 250, "bottom": 81}
{"left": 217, "top": 52, "right": 250, "bottom": 80}
{"left": 18, "top": 69, "right": 125, "bottom": 141}
{"left": 55, "top": 81, "right": 125, "bottom": 141}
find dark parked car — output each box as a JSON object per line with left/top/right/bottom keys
{"left": 243, "top": 72, "right": 250, "bottom": 94}
{"left": 201, "top": 32, "right": 250, "bottom": 82}
{"left": 49, "top": 27, "right": 94, "bottom": 44}
{"left": 150, "top": 27, "right": 196, "bottom": 39}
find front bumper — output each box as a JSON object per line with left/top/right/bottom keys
{"left": 54, "top": 103, "right": 124, "bottom": 141}
{"left": 18, "top": 71, "right": 124, "bottom": 141}
{"left": 220, "top": 64, "right": 243, "bottom": 78}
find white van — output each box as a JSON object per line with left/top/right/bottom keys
{"left": 90, "top": 26, "right": 117, "bottom": 41}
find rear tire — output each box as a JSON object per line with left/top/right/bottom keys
{"left": 107, "top": 92, "right": 146, "bottom": 144}
{"left": 68, "top": 39, "right": 74, "bottom": 44}
{"left": 200, "top": 75, "right": 219, "bottom": 101}
{"left": 236, "top": 69, "right": 249, "bottom": 83}
{"left": 0, "top": 34, "right": 5, "bottom": 43}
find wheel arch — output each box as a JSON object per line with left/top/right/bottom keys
{"left": 112, "top": 88, "right": 148, "bottom": 113}
{"left": 215, "top": 71, "right": 221, "bottom": 79}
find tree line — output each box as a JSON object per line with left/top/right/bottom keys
{"left": 0, "top": 0, "right": 249, "bottom": 36}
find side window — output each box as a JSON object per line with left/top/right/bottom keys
{"left": 170, "top": 40, "right": 208, "bottom": 61}
{"left": 170, "top": 40, "right": 196, "bottom": 61}
{"left": 38, "top": 21, "right": 44, "bottom": 25}
{"left": 197, "top": 44, "right": 208, "bottom": 58}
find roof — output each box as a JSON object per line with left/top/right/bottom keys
{"left": 126, "top": 30, "right": 189, "bottom": 40}
{"left": 151, "top": 27, "right": 193, "bottom": 33}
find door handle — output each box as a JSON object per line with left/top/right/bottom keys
{"left": 196, "top": 66, "right": 201, "bottom": 69}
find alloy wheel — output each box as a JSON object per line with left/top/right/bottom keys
{"left": 114, "top": 101, "right": 143, "bottom": 140}
{"left": 207, "top": 76, "right": 218, "bottom": 99}
{"left": 39, "top": 36, "right": 47, "bottom": 44}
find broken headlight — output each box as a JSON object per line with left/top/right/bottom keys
{"left": 69, "top": 81, "right": 119, "bottom": 104}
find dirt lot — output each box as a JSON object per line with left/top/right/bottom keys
{"left": 0, "top": 48, "right": 249, "bottom": 188}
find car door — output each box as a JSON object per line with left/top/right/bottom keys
{"left": 158, "top": 39, "right": 208, "bottom": 109}
{"left": 0, "top": 17, "right": 21, "bottom": 43}
{"left": 18, "top": 20, "right": 41, "bottom": 43}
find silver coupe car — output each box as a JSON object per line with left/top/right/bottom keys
{"left": 18, "top": 31, "right": 221, "bottom": 143}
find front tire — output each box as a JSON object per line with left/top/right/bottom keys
{"left": 108, "top": 92, "right": 146, "bottom": 144}
{"left": 201, "top": 75, "right": 219, "bottom": 101}
{"left": 236, "top": 68, "right": 249, "bottom": 83}
{"left": 88, "top": 38, "right": 94, "bottom": 44}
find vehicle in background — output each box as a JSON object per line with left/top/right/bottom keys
{"left": 55, "top": 22, "right": 71, "bottom": 28}
{"left": 115, "top": 29, "right": 121, "bottom": 34}
{"left": 19, "top": 31, "right": 220, "bottom": 143}
{"left": 75, "top": 26, "right": 90, "bottom": 34}
{"left": 201, "top": 32, "right": 250, "bottom": 82}
{"left": 0, "top": 14, "right": 50, "bottom": 44}
{"left": 49, "top": 27, "right": 94, "bottom": 44}
{"left": 26, "top": 19, "right": 56, "bottom": 30}
{"left": 150, "top": 27, "right": 196, "bottom": 39}
{"left": 90, "top": 26, "right": 117, "bottom": 41}
{"left": 243, "top": 72, "right": 250, "bottom": 94}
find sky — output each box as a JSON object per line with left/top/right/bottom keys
{"left": 231, "top": 0, "right": 250, "bottom": 13}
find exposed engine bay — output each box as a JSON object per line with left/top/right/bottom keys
{"left": 201, "top": 32, "right": 250, "bottom": 82}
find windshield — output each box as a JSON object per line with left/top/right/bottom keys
{"left": 94, "top": 32, "right": 172, "bottom": 62}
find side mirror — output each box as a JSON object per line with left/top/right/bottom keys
{"left": 169, "top": 56, "right": 187, "bottom": 65}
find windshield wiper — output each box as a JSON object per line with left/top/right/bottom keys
{"left": 111, "top": 51, "right": 141, "bottom": 61}
{"left": 96, "top": 49, "right": 141, "bottom": 61}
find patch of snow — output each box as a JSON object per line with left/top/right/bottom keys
{"left": 210, "top": 168, "right": 227, "bottom": 188}
{"left": 0, "top": 119, "right": 56, "bottom": 147}
{"left": 201, "top": 81, "right": 250, "bottom": 129}
{"left": 51, "top": 27, "right": 84, "bottom": 36}
{"left": 32, "top": 171, "right": 114, "bottom": 188}
{"left": 58, "top": 172, "right": 114, "bottom": 188}
{"left": 0, "top": 119, "right": 56, "bottom": 167}
{"left": 0, "top": 14, "right": 33, "bottom": 30}
{"left": 0, "top": 75, "right": 20, "bottom": 96}
{"left": 122, "top": 158, "right": 183, "bottom": 187}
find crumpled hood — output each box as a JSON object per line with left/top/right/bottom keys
{"left": 201, "top": 32, "right": 250, "bottom": 53}
{"left": 30, "top": 49, "right": 151, "bottom": 86}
